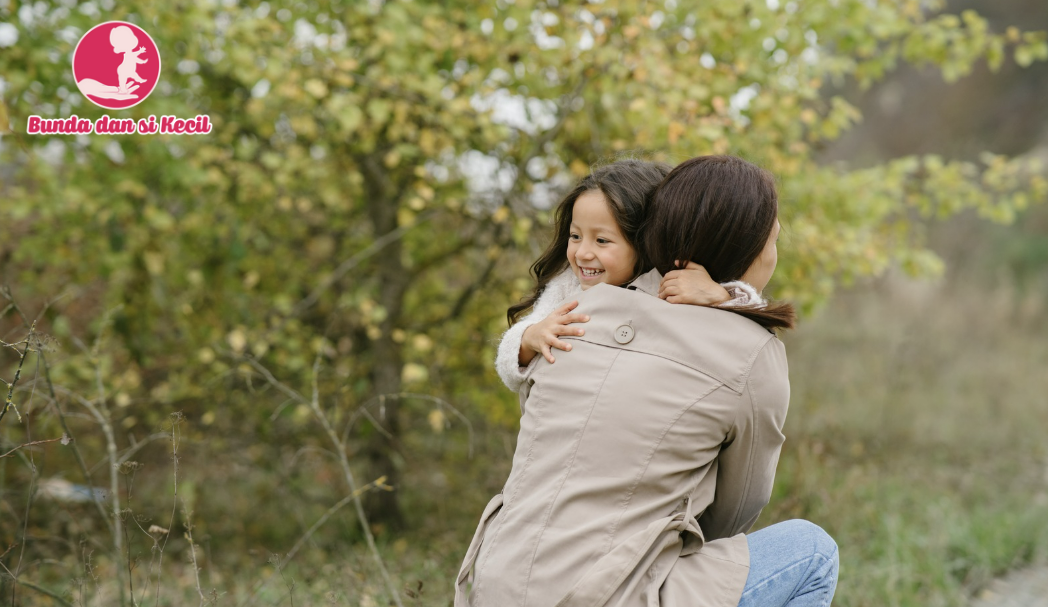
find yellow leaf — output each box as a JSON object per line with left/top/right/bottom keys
{"left": 401, "top": 363, "right": 428, "bottom": 384}
{"left": 143, "top": 251, "right": 165, "bottom": 275}
{"left": 411, "top": 334, "right": 433, "bottom": 352}
{"left": 227, "top": 329, "right": 247, "bottom": 353}
{"left": 428, "top": 409, "right": 446, "bottom": 433}
{"left": 419, "top": 129, "right": 437, "bottom": 154}
{"left": 397, "top": 207, "right": 416, "bottom": 226}
{"left": 337, "top": 105, "right": 363, "bottom": 134}
{"left": 667, "top": 121, "right": 686, "bottom": 145}
{"left": 304, "top": 78, "right": 328, "bottom": 98}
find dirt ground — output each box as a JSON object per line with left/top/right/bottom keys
{"left": 970, "top": 567, "right": 1048, "bottom": 607}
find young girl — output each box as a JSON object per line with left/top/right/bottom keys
{"left": 495, "top": 159, "right": 736, "bottom": 392}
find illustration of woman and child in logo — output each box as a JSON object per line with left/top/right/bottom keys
{"left": 75, "top": 25, "right": 151, "bottom": 101}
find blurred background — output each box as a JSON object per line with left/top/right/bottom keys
{"left": 1, "top": 0, "right": 1047, "bottom": 605}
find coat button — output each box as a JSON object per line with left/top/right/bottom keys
{"left": 614, "top": 324, "right": 634, "bottom": 344}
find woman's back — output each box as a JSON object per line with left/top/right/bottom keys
{"left": 462, "top": 270, "right": 789, "bottom": 607}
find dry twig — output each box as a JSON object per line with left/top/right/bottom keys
{"left": 240, "top": 354, "right": 405, "bottom": 607}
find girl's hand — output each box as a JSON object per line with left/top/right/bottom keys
{"left": 659, "top": 261, "right": 731, "bottom": 305}
{"left": 519, "top": 300, "right": 590, "bottom": 365}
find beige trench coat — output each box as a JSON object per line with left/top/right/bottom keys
{"left": 456, "top": 269, "right": 790, "bottom": 607}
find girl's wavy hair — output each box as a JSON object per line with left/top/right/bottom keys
{"left": 507, "top": 159, "right": 672, "bottom": 326}
{"left": 640, "top": 155, "right": 797, "bottom": 330}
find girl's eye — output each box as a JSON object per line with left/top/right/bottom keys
{"left": 569, "top": 233, "right": 580, "bottom": 241}
{"left": 596, "top": 238, "right": 609, "bottom": 244}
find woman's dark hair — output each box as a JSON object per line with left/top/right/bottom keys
{"left": 507, "top": 159, "right": 671, "bottom": 325}
{"left": 641, "top": 155, "right": 796, "bottom": 330}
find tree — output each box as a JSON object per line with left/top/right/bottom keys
{"left": 1, "top": 0, "right": 1045, "bottom": 532}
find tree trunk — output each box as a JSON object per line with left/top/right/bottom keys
{"left": 360, "top": 154, "right": 408, "bottom": 531}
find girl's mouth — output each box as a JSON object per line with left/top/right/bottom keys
{"left": 579, "top": 267, "right": 605, "bottom": 279}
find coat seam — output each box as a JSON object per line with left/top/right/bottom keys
{"left": 520, "top": 349, "right": 622, "bottom": 607}
{"left": 600, "top": 379, "right": 723, "bottom": 557}
{"left": 473, "top": 379, "right": 544, "bottom": 605}
{"left": 563, "top": 336, "right": 747, "bottom": 394}
{"left": 739, "top": 334, "right": 775, "bottom": 384}
{"left": 725, "top": 339, "right": 773, "bottom": 532}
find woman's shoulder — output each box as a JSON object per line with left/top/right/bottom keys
{"left": 570, "top": 285, "right": 778, "bottom": 392}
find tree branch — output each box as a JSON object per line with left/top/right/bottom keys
{"left": 290, "top": 209, "right": 437, "bottom": 318}
{"left": 0, "top": 435, "right": 68, "bottom": 458}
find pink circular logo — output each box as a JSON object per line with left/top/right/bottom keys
{"left": 72, "top": 21, "right": 161, "bottom": 110}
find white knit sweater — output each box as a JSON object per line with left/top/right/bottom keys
{"left": 495, "top": 267, "right": 582, "bottom": 392}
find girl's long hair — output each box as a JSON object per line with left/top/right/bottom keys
{"left": 507, "top": 159, "right": 672, "bottom": 326}
{"left": 640, "top": 155, "right": 797, "bottom": 330}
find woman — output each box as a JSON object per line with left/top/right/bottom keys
{"left": 457, "top": 156, "right": 838, "bottom": 607}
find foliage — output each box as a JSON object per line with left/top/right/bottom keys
{"left": 0, "top": 0, "right": 1047, "bottom": 603}
{"left": 1, "top": 0, "right": 1046, "bottom": 424}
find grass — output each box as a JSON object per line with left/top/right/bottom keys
{"left": 767, "top": 268, "right": 1048, "bottom": 606}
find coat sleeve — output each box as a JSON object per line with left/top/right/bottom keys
{"left": 697, "top": 337, "right": 790, "bottom": 540}
{"left": 494, "top": 268, "right": 580, "bottom": 393}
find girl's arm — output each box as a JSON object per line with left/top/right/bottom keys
{"left": 658, "top": 261, "right": 732, "bottom": 305}
{"left": 495, "top": 268, "right": 580, "bottom": 393}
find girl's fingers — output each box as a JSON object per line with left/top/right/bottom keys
{"left": 556, "top": 300, "right": 580, "bottom": 314}
{"left": 558, "top": 313, "right": 590, "bottom": 325}
{"left": 551, "top": 339, "right": 572, "bottom": 352}
{"left": 542, "top": 344, "right": 555, "bottom": 364}
{"left": 554, "top": 325, "right": 584, "bottom": 337}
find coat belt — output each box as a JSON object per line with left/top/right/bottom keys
{"left": 555, "top": 495, "right": 705, "bottom": 607}
{"left": 455, "top": 493, "right": 705, "bottom": 607}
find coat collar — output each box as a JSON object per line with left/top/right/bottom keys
{"left": 625, "top": 268, "right": 664, "bottom": 297}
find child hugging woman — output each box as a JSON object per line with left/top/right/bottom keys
{"left": 496, "top": 159, "right": 756, "bottom": 391}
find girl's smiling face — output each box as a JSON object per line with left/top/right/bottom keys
{"left": 567, "top": 189, "right": 638, "bottom": 290}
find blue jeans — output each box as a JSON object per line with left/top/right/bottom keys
{"left": 737, "top": 520, "right": 839, "bottom": 607}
